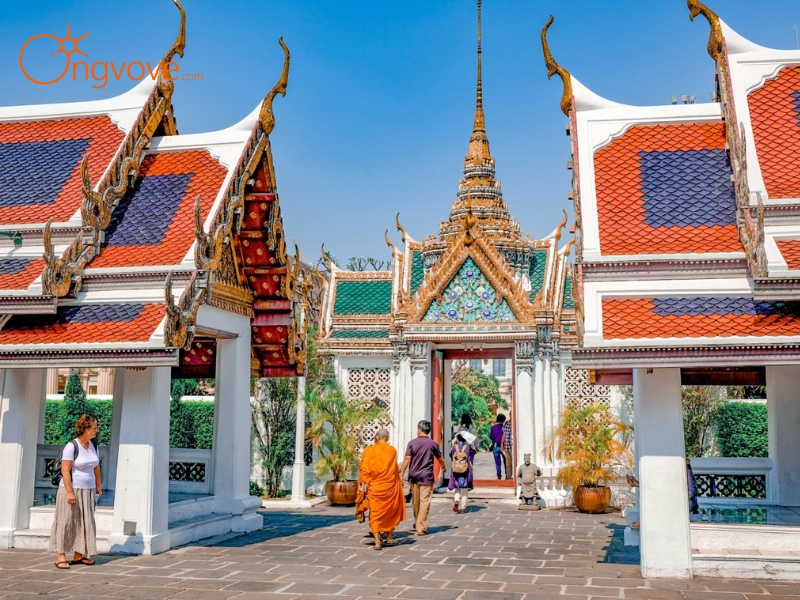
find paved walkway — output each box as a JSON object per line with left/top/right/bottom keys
{"left": 1, "top": 503, "right": 798, "bottom": 599}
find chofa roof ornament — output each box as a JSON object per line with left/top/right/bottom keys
{"left": 259, "top": 38, "right": 290, "bottom": 136}
{"left": 541, "top": 15, "right": 573, "bottom": 117}
{"left": 687, "top": 0, "right": 724, "bottom": 62}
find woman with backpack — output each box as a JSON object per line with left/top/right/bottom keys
{"left": 50, "top": 414, "right": 101, "bottom": 570}
{"left": 448, "top": 432, "right": 475, "bottom": 513}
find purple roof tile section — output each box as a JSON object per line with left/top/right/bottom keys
{"left": 651, "top": 297, "right": 800, "bottom": 317}
{"left": 0, "top": 258, "right": 34, "bottom": 275}
{"left": 104, "top": 173, "right": 191, "bottom": 247}
{"left": 639, "top": 149, "right": 736, "bottom": 228}
{"left": 792, "top": 91, "right": 800, "bottom": 123}
{"left": 60, "top": 304, "right": 146, "bottom": 323}
{"left": 0, "top": 138, "right": 90, "bottom": 208}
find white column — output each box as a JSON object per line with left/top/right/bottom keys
{"left": 392, "top": 357, "right": 413, "bottom": 454}
{"left": 291, "top": 376, "right": 306, "bottom": 502}
{"left": 639, "top": 455, "right": 692, "bottom": 578}
{"left": 633, "top": 367, "right": 684, "bottom": 462}
{"left": 213, "top": 331, "right": 263, "bottom": 532}
{"left": 542, "top": 357, "right": 553, "bottom": 466}
{"left": 106, "top": 370, "right": 125, "bottom": 492}
{"left": 767, "top": 365, "right": 800, "bottom": 506}
{"left": 109, "top": 366, "right": 171, "bottom": 555}
{"left": 533, "top": 356, "right": 546, "bottom": 467}
{"left": 46, "top": 368, "right": 59, "bottom": 395}
{"left": 515, "top": 366, "right": 535, "bottom": 469}
{"left": 97, "top": 369, "right": 114, "bottom": 396}
{"left": 0, "top": 368, "right": 46, "bottom": 547}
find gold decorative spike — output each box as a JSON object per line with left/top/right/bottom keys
{"left": 541, "top": 16, "right": 573, "bottom": 116}
{"left": 395, "top": 213, "right": 407, "bottom": 244}
{"left": 320, "top": 242, "right": 333, "bottom": 271}
{"left": 259, "top": 38, "right": 290, "bottom": 136}
{"left": 563, "top": 238, "right": 575, "bottom": 257}
{"left": 687, "top": 0, "right": 723, "bottom": 62}
{"left": 384, "top": 230, "right": 398, "bottom": 257}
{"left": 156, "top": 0, "right": 186, "bottom": 99}
{"left": 465, "top": 0, "right": 492, "bottom": 166}
{"left": 555, "top": 209, "right": 568, "bottom": 242}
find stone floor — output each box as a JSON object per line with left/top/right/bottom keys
{"left": 1, "top": 502, "right": 799, "bottom": 599}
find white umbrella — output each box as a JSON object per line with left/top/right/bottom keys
{"left": 454, "top": 430, "right": 476, "bottom": 445}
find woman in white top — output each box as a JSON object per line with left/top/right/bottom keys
{"left": 49, "top": 414, "right": 101, "bottom": 569}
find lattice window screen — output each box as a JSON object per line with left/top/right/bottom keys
{"left": 347, "top": 368, "right": 392, "bottom": 446}
{"left": 564, "top": 367, "right": 610, "bottom": 410}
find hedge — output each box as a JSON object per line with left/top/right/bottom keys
{"left": 44, "top": 400, "right": 215, "bottom": 449}
{"left": 715, "top": 402, "right": 768, "bottom": 458}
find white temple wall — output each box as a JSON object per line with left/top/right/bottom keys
{"left": 767, "top": 365, "right": 800, "bottom": 506}
{"left": 0, "top": 368, "right": 46, "bottom": 548}
{"left": 515, "top": 365, "right": 536, "bottom": 471}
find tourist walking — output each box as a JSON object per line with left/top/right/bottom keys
{"left": 490, "top": 414, "right": 507, "bottom": 479}
{"left": 400, "top": 420, "right": 446, "bottom": 536}
{"left": 453, "top": 413, "right": 478, "bottom": 459}
{"left": 357, "top": 429, "right": 406, "bottom": 550}
{"left": 501, "top": 413, "right": 513, "bottom": 479}
{"left": 50, "top": 414, "right": 101, "bottom": 569}
{"left": 448, "top": 432, "right": 474, "bottom": 513}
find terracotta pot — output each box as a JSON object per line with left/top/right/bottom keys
{"left": 572, "top": 485, "right": 611, "bottom": 513}
{"left": 325, "top": 480, "right": 358, "bottom": 506}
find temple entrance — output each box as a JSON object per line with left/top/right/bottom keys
{"left": 434, "top": 348, "right": 516, "bottom": 489}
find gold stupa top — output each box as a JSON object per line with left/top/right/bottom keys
{"left": 438, "top": 0, "right": 521, "bottom": 244}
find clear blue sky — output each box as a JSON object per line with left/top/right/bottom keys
{"left": 1, "top": 1, "right": 798, "bottom": 266}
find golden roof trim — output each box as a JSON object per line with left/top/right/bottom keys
{"left": 541, "top": 15, "right": 573, "bottom": 117}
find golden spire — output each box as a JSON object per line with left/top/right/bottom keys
{"left": 466, "top": 0, "right": 491, "bottom": 166}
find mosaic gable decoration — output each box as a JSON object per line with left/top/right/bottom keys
{"left": 423, "top": 257, "right": 516, "bottom": 323}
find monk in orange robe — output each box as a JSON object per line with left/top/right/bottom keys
{"left": 357, "top": 428, "right": 406, "bottom": 550}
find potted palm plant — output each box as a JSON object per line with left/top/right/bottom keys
{"left": 305, "top": 381, "right": 389, "bottom": 505}
{"left": 545, "top": 402, "right": 632, "bottom": 513}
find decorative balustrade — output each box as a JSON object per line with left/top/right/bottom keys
{"left": 690, "top": 457, "right": 772, "bottom": 501}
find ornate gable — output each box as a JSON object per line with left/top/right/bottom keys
{"left": 407, "top": 220, "right": 533, "bottom": 325}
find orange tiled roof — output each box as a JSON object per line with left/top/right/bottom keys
{"left": 603, "top": 297, "right": 800, "bottom": 339}
{"left": 0, "top": 116, "right": 124, "bottom": 225}
{"left": 776, "top": 240, "right": 800, "bottom": 270}
{"left": 0, "top": 258, "right": 45, "bottom": 291}
{"left": 593, "top": 123, "right": 741, "bottom": 255}
{"left": 748, "top": 67, "right": 800, "bottom": 199}
{"left": 0, "top": 303, "right": 165, "bottom": 345}
{"left": 90, "top": 150, "right": 226, "bottom": 269}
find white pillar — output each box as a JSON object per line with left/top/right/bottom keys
{"left": 639, "top": 455, "right": 692, "bottom": 578}
{"left": 0, "top": 368, "right": 46, "bottom": 547}
{"left": 109, "top": 367, "right": 171, "bottom": 555}
{"left": 97, "top": 369, "right": 114, "bottom": 396}
{"left": 46, "top": 368, "right": 59, "bottom": 395}
{"left": 633, "top": 367, "right": 684, "bottom": 463}
{"left": 213, "top": 332, "right": 263, "bottom": 532}
{"left": 107, "top": 370, "right": 125, "bottom": 492}
{"left": 542, "top": 357, "right": 553, "bottom": 465}
{"left": 291, "top": 376, "right": 306, "bottom": 502}
{"left": 515, "top": 366, "right": 535, "bottom": 468}
{"left": 767, "top": 365, "right": 800, "bottom": 506}
{"left": 533, "top": 356, "right": 546, "bottom": 467}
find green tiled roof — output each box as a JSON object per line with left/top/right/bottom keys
{"left": 529, "top": 250, "right": 548, "bottom": 301}
{"left": 333, "top": 280, "right": 392, "bottom": 315}
{"left": 410, "top": 251, "right": 424, "bottom": 298}
{"left": 562, "top": 276, "right": 575, "bottom": 310}
{"left": 329, "top": 329, "right": 390, "bottom": 339}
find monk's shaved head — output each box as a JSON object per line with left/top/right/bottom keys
{"left": 375, "top": 428, "right": 390, "bottom": 441}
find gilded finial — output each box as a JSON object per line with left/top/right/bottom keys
{"left": 162, "top": 0, "right": 186, "bottom": 65}
{"left": 395, "top": 212, "right": 408, "bottom": 244}
{"left": 555, "top": 209, "right": 568, "bottom": 242}
{"left": 687, "top": 0, "right": 723, "bottom": 62}
{"left": 320, "top": 242, "right": 332, "bottom": 271}
{"left": 259, "top": 38, "right": 291, "bottom": 136}
{"left": 384, "top": 230, "right": 398, "bottom": 257}
{"left": 563, "top": 238, "right": 575, "bottom": 256}
{"left": 465, "top": 0, "right": 491, "bottom": 165}
{"left": 541, "top": 15, "right": 573, "bottom": 117}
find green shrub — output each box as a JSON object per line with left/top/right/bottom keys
{"left": 57, "top": 373, "right": 89, "bottom": 444}
{"left": 249, "top": 480, "right": 264, "bottom": 497}
{"left": 715, "top": 402, "right": 768, "bottom": 458}
{"left": 186, "top": 402, "right": 215, "bottom": 449}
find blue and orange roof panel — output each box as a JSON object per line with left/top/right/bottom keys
{"left": 593, "top": 123, "right": 741, "bottom": 255}
{"left": 776, "top": 240, "right": 800, "bottom": 270}
{"left": 603, "top": 296, "right": 800, "bottom": 340}
{"left": 0, "top": 116, "right": 125, "bottom": 226}
{"left": 0, "top": 302, "right": 165, "bottom": 345}
{"left": 89, "top": 150, "right": 227, "bottom": 269}
{"left": 748, "top": 67, "right": 800, "bottom": 199}
{"left": 0, "top": 258, "right": 46, "bottom": 291}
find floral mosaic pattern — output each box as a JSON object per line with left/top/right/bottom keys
{"left": 423, "top": 257, "right": 516, "bottom": 323}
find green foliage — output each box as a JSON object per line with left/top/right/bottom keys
{"left": 683, "top": 386, "right": 725, "bottom": 457}
{"left": 249, "top": 480, "right": 264, "bottom": 497}
{"left": 57, "top": 374, "right": 90, "bottom": 444}
{"left": 305, "top": 381, "right": 388, "bottom": 482}
{"left": 170, "top": 380, "right": 196, "bottom": 449}
{"left": 252, "top": 377, "right": 297, "bottom": 498}
{"left": 459, "top": 369, "right": 508, "bottom": 410}
{"left": 451, "top": 385, "right": 493, "bottom": 449}
{"left": 185, "top": 402, "right": 215, "bottom": 449}
{"left": 715, "top": 402, "right": 768, "bottom": 458}
{"left": 545, "top": 403, "right": 632, "bottom": 488}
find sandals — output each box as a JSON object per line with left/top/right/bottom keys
{"left": 54, "top": 561, "right": 70, "bottom": 570}
{"left": 70, "top": 557, "right": 95, "bottom": 565}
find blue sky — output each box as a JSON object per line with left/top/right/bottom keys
{"left": 1, "top": 1, "right": 798, "bottom": 266}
